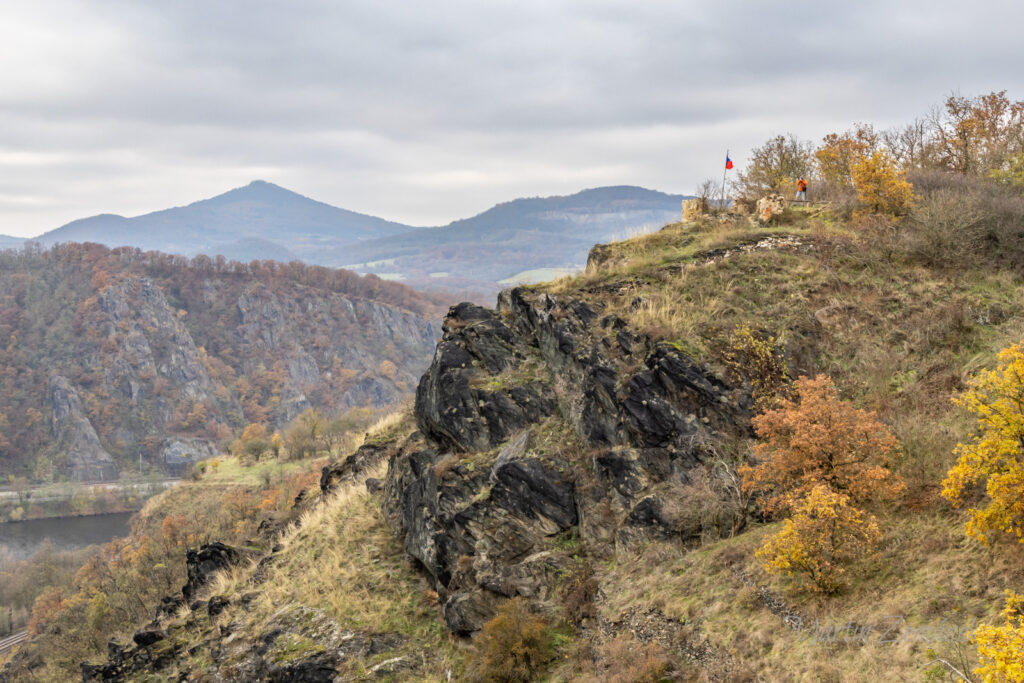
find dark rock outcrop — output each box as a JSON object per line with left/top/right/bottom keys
{"left": 182, "top": 543, "right": 240, "bottom": 602}
{"left": 415, "top": 303, "right": 555, "bottom": 453}
{"left": 131, "top": 630, "right": 165, "bottom": 648}
{"left": 320, "top": 443, "right": 388, "bottom": 494}
{"left": 384, "top": 288, "right": 751, "bottom": 635}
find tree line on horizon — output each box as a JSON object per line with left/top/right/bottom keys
{"left": 715, "top": 90, "right": 1024, "bottom": 210}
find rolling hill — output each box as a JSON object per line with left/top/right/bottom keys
{"left": 30, "top": 183, "right": 689, "bottom": 295}
{"left": 335, "top": 185, "right": 689, "bottom": 290}
{"left": 33, "top": 180, "right": 413, "bottom": 264}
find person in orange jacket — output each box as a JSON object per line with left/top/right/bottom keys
{"left": 796, "top": 177, "right": 808, "bottom": 202}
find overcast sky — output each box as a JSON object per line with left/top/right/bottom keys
{"left": 1, "top": 0, "right": 1022, "bottom": 237}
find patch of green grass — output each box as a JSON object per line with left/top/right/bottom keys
{"left": 269, "top": 634, "right": 325, "bottom": 664}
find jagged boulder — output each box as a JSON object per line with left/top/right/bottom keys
{"left": 756, "top": 193, "right": 788, "bottom": 223}
{"left": 415, "top": 302, "right": 554, "bottom": 453}
{"left": 443, "top": 589, "right": 503, "bottom": 635}
{"left": 320, "top": 443, "right": 388, "bottom": 494}
{"left": 182, "top": 543, "right": 240, "bottom": 602}
{"left": 682, "top": 197, "right": 708, "bottom": 222}
{"left": 131, "top": 630, "right": 165, "bottom": 647}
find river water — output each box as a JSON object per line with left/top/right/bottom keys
{"left": 0, "top": 511, "right": 135, "bottom": 559}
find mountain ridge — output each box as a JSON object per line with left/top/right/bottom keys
{"left": 26, "top": 182, "right": 689, "bottom": 294}
{"left": 34, "top": 180, "right": 413, "bottom": 264}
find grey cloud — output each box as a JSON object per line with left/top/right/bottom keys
{"left": 1, "top": 0, "right": 1023, "bottom": 236}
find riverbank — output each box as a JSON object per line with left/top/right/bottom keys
{"left": 0, "top": 509, "right": 141, "bottom": 639}
{"left": 0, "top": 478, "right": 180, "bottom": 523}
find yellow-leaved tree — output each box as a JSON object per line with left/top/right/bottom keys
{"left": 814, "top": 124, "right": 878, "bottom": 188}
{"left": 755, "top": 486, "right": 881, "bottom": 593}
{"left": 740, "top": 374, "right": 905, "bottom": 513}
{"left": 973, "top": 591, "right": 1024, "bottom": 682}
{"left": 850, "top": 149, "right": 917, "bottom": 216}
{"left": 942, "top": 343, "right": 1024, "bottom": 544}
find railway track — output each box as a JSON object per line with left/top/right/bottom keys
{"left": 0, "top": 630, "right": 27, "bottom": 655}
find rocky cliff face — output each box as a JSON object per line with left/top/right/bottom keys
{"left": 383, "top": 287, "right": 751, "bottom": 633}
{"left": 0, "top": 245, "right": 443, "bottom": 478}
{"left": 48, "top": 376, "right": 118, "bottom": 481}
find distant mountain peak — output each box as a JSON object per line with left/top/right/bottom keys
{"left": 34, "top": 181, "right": 414, "bottom": 257}
{"left": 207, "top": 180, "right": 303, "bottom": 203}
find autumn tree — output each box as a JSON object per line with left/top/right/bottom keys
{"left": 284, "top": 408, "right": 325, "bottom": 459}
{"left": 881, "top": 118, "right": 932, "bottom": 169}
{"left": 930, "top": 91, "right": 1024, "bottom": 175}
{"left": 756, "top": 486, "right": 881, "bottom": 593}
{"left": 740, "top": 375, "right": 905, "bottom": 513}
{"left": 233, "top": 422, "right": 270, "bottom": 462}
{"left": 850, "top": 150, "right": 918, "bottom": 216}
{"left": 989, "top": 153, "right": 1024, "bottom": 192}
{"left": 942, "top": 343, "right": 1024, "bottom": 544}
{"left": 973, "top": 591, "right": 1024, "bottom": 682}
{"left": 814, "top": 123, "right": 878, "bottom": 188}
{"left": 734, "top": 134, "right": 814, "bottom": 199}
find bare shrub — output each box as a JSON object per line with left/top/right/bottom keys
{"left": 591, "top": 634, "right": 675, "bottom": 683}
{"left": 716, "top": 325, "right": 793, "bottom": 408}
{"left": 559, "top": 562, "right": 599, "bottom": 626}
{"left": 661, "top": 455, "right": 750, "bottom": 542}
{"left": 695, "top": 177, "right": 722, "bottom": 211}
{"left": 899, "top": 170, "right": 1024, "bottom": 267}
{"left": 464, "top": 598, "right": 554, "bottom": 683}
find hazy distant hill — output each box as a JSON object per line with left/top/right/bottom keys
{"left": 32, "top": 183, "right": 688, "bottom": 295}
{"left": 34, "top": 180, "right": 412, "bottom": 262}
{"left": 0, "top": 234, "right": 23, "bottom": 248}
{"left": 335, "top": 185, "right": 688, "bottom": 291}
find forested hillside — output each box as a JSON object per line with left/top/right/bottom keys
{"left": 0, "top": 243, "right": 445, "bottom": 480}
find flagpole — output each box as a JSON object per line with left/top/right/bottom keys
{"left": 720, "top": 149, "right": 729, "bottom": 211}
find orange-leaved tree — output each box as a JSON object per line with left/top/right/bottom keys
{"left": 973, "top": 590, "right": 1024, "bottom": 682}
{"left": 942, "top": 343, "right": 1024, "bottom": 544}
{"left": 755, "top": 485, "right": 881, "bottom": 593}
{"left": 814, "top": 124, "right": 878, "bottom": 188}
{"left": 740, "top": 374, "right": 905, "bottom": 513}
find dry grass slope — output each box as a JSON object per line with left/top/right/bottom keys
{"left": 157, "top": 440, "right": 462, "bottom": 679}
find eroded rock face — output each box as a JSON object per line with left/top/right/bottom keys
{"left": 415, "top": 303, "right": 554, "bottom": 453}
{"left": 49, "top": 375, "right": 118, "bottom": 481}
{"left": 385, "top": 288, "right": 752, "bottom": 634}
{"left": 16, "top": 269, "right": 441, "bottom": 481}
